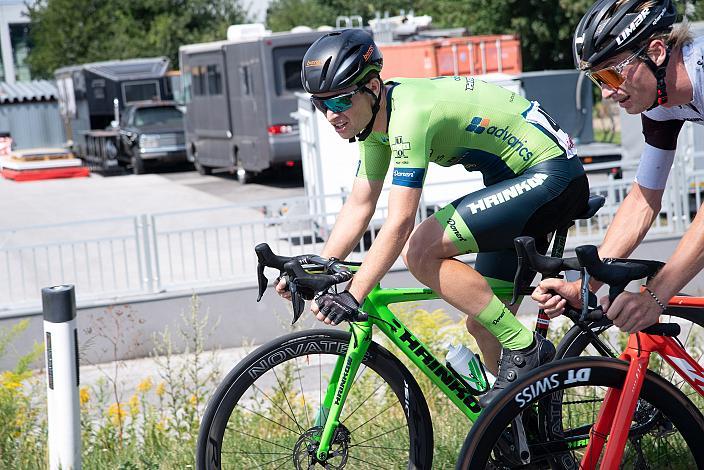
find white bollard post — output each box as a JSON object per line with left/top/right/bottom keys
{"left": 42, "top": 285, "right": 82, "bottom": 470}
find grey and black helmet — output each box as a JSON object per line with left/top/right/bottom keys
{"left": 302, "top": 29, "right": 383, "bottom": 94}
{"left": 574, "top": 0, "right": 677, "bottom": 108}
{"left": 573, "top": 0, "right": 677, "bottom": 69}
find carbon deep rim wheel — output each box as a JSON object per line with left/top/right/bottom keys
{"left": 196, "top": 329, "right": 433, "bottom": 470}
{"left": 456, "top": 357, "right": 704, "bottom": 470}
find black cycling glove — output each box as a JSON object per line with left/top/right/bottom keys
{"left": 317, "top": 291, "right": 360, "bottom": 325}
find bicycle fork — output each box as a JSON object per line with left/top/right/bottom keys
{"left": 314, "top": 322, "right": 373, "bottom": 462}
{"left": 581, "top": 337, "right": 652, "bottom": 469}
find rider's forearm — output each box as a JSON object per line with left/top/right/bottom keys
{"left": 322, "top": 207, "right": 372, "bottom": 260}
{"left": 649, "top": 203, "right": 704, "bottom": 301}
{"left": 322, "top": 193, "right": 377, "bottom": 260}
{"left": 598, "top": 183, "right": 662, "bottom": 259}
{"left": 346, "top": 216, "right": 415, "bottom": 302}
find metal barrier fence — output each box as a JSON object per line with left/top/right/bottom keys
{"left": 1, "top": 170, "right": 699, "bottom": 314}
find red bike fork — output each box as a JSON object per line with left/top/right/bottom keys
{"left": 581, "top": 337, "right": 652, "bottom": 469}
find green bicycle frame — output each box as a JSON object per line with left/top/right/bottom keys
{"left": 314, "top": 280, "right": 514, "bottom": 461}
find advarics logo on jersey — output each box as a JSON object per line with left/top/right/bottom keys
{"left": 467, "top": 116, "right": 534, "bottom": 161}
{"left": 466, "top": 116, "right": 490, "bottom": 134}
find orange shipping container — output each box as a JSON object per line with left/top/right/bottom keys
{"left": 379, "top": 34, "right": 522, "bottom": 79}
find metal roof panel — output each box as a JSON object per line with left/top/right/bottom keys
{"left": 0, "top": 80, "right": 59, "bottom": 104}
{"left": 55, "top": 57, "right": 170, "bottom": 81}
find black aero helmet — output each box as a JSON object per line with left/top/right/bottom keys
{"left": 302, "top": 29, "right": 383, "bottom": 94}
{"left": 573, "top": 0, "right": 677, "bottom": 69}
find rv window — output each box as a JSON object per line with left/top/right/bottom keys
{"left": 272, "top": 45, "right": 308, "bottom": 95}
{"left": 282, "top": 60, "right": 303, "bottom": 92}
{"left": 206, "top": 64, "right": 223, "bottom": 95}
{"left": 182, "top": 67, "right": 192, "bottom": 103}
{"left": 124, "top": 81, "right": 159, "bottom": 103}
{"left": 240, "top": 66, "right": 251, "bottom": 95}
{"left": 193, "top": 66, "right": 206, "bottom": 96}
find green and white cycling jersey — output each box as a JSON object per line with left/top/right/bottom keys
{"left": 357, "top": 76, "right": 576, "bottom": 188}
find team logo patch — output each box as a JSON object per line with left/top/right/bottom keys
{"left": 306, "top": 59, "right": 323, "bottom": 67}
{"left": 392, "top": 167, "right": 425, "bottom": 188}
{"left": 363, "top": 45, "right": 375, "bottom": 61}
{"left": 466, "top": 116, "right": 490, "bottom": 134}
{"left": 390, "top": 136, "right": 411, "bottom": 157}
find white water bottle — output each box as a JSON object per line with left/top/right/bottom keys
{"left": 446, "top": 343, "right": 495, "bottom": 393}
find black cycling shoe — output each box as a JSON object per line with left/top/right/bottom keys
{"left": 479, "top": 332, "right": 555, "bottom": 408}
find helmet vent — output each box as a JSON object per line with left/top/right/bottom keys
{"left": 319, "top": 56, "right": 333, "bottom": 86}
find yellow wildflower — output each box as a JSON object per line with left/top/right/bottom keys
{"left": 136, "top": 377, "right": 153, "bottom": 393}
{"left": 0, "top": 371, "right": 22, "bottom": 390}
{"left": 155, "top": 382, "right": 166, "bottom": 397}
{"left": 14, "top": 412, "right": 25, "bottom": 429}
{"left": 189, "top": 394, "right": 197, "bottom": 406}
{"left": 107, "top": 402, "right": 127, "bottom": 426}
{"left": 79, "top": 387, "right": 90, "bottom": 406}
{"left": 129, "top": 394, "right": 140, "bottom": 416}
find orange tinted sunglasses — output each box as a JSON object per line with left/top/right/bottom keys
{"left": 586, "top": 46, "right": 646, "bottom": 89}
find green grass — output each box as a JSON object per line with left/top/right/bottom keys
{"left": 3, "top": 300, "right": 703, "bottom": 468}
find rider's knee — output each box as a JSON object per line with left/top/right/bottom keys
{"left": 403, "top": 236, "right": 431, "bottom": 274}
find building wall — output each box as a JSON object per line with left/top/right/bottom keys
{"left": 0, "top": 0, "right": 31, "bottom": 84}
{"left": 0, "top": 100, "right": 65, "bottom": 149}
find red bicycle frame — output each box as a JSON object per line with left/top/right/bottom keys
{"left": 580, "top": 295, "right": 704, "bottom": 469}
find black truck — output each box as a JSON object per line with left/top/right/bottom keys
{"left": 55, "top": 57, "right": 187, "bottom": 174}
{"left": 115, "top": 101, "right": 187, "bottom": 174}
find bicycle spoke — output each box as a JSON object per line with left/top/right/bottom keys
{"left": 347, "top": 401, "right": 400, "bottom": 434}
{"left": 225, "top": 429, "right": 294, "bottom": 453}
{"left": 296, "top": 356, "right": 311, "bottom": 428}
{"left": 353, "top": 444, "right": 409, "bottom": 452}
{"left": 230, "top": 450, "right": 290, "bottom": 456}
{"left": 341, "top": 368, "right": 386, "bottom": 425}
{"left": 351, "top": 424, "right": 407, "bottom": 447}
{"left": 229, "top": 404, "right": 299, "bottom": 434}
{"left": 248, "top": 383, "right": 301, "bottom": 432}
{"left": 257, "top": 452, "right": 294, "bottom": 468}
{"left": 271, "top": 363, "right": 306, "bottom": 433}
{"left": 319, "top": 353, "right": 323, "bottom": 425}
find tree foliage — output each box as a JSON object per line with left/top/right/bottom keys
{"left": 26, "top": 0, "right": 249, "bottom": 78}
{"left": 265, "top": 0, "right": 594, "bottom": 71}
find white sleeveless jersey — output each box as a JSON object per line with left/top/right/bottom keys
{"left": 636, "top": 36, "right": 704, "bottom": 189}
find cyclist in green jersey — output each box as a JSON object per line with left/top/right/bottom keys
{"left": 278, "top": 29, "right": 590, "bottom": 406}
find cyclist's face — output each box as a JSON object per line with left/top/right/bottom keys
{"left": 313, "top": 80, "right": 378, "bottom": 139}
{"left": 591, "top": 41, "right": 664, "bottom": 114}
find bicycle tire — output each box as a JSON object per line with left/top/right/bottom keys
{"left": 515, "top": 306, "right": 704, "bottom": 469}
{"left": 456, "top": 357, "right": 704, "bottom": 470}
{"left": 196, "top": 329, "right": 433, "bottom": 470}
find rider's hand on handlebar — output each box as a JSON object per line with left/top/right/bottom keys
{"left": 601, "top": 290, "right": 663, "bottom": 333}
{"left": 275, "top": 276, "right": 292, "bottom": 301}
{"left": 532, "top": 278, "right": 582, "bottom": 318}
{"left": 312, "top": 291, "right": 360, "bottom": 325}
